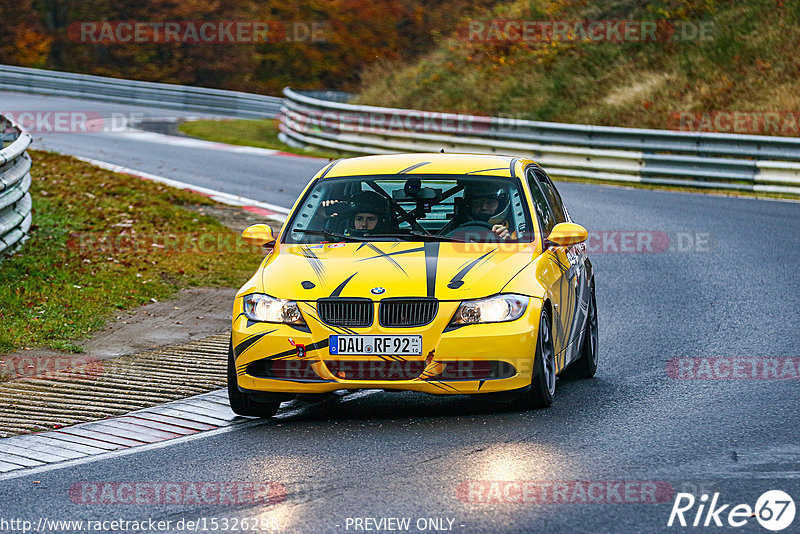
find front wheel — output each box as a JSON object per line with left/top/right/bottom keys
{"left": 518, "top": 307, "right": 556, "bottom": 409}
{"left": 227, "top": 338, "right": 280, "bottom": 417}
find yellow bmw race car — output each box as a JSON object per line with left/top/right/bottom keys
{"left": 228, "top": 153, "right": 597, "bottom": 417}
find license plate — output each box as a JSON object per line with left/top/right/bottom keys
{"left": 329, "top": 335, "right": 422, "bottom": 356}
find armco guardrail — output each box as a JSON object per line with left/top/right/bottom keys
{"left": 0, "top": 113, "right": 33, "bottom": 257}
{"left": 0, "top": 65, "right": 281, "bottom": 118}
{"left": 280, "top": 88, "right": 800, "bottom": 195}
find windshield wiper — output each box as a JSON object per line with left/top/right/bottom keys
{"left": 366, "top": 231, "right": 465, "bottom": 243}
{"left": 293, "top": 229, "right": 465, "bottom": 243}
{"left": 408, "top": 231, "right": 466, "bottom": 242}
{"left": 291, "top": 229, "right": 372, "bottom": 242}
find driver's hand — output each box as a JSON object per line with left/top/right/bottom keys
{"left": 492, "top": 224, "right": 510, "bottom": 240}
{"left": 321, "top": 199, "right": 343, "bottom": 217}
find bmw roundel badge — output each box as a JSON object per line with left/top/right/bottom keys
{"left": 371, "top": 287, "right": 386, "bottom": 295}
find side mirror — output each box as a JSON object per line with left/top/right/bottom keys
{"left": 546, "top": 222, "right": 588, "bottom": 247}
{"left": 242, "top": 224, "right": 276, "bottom": 249}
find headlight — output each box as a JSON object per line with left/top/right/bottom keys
{"left": 243, "top": 294, "right": 305, "bottom": 324}
{"left": 450, "top": 294, "right": 528, "bottom": 325}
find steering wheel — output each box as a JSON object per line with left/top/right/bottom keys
{"left": 446, "top": 221, "right": 500, "bottom": 243}
{"left": 454, "top": 221, "right": 493, "bottom": 231}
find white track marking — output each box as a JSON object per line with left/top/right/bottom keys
{"left": 71, "top": 156, "right": 291, "bottom": 222}
{"left": 108, "top": 129, "right": 291, "bottom": 157}
{"left": 0, "top": 389, "right": 381, "bottom": 480}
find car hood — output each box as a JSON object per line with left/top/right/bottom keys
{"left": 259, "top": 241, "right": 539, "bottom": 301}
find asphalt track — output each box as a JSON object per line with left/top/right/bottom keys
{"left": 1, "top": 91, "right": 799, "bottom": 533}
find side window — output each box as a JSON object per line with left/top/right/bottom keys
{"left": 535, "top": 170, "right": 567, "bottom": 224}
{"left": 526, "top": 168, "right": 556, "bottom": 235}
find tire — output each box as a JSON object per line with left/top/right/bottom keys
{"left": 227, "top": 338, "right": 280, "bottom": 418}
{"left": 518, "top": 307, "right": 556, "bottom": 409}
{"left": 563, "top": 282, "right": 598, "bottom": 380}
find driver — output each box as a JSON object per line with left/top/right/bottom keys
{"left": 458, "top": 183, "right": 512, "bottom": 240}
{"left": 323, "top": 191, "right": 396, "bottom": 236}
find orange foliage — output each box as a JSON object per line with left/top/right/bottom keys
{"left": 1, "top": 0, "right": 498, "bottom": 94}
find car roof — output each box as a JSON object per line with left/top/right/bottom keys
{"left": 320, "top": 153, "right": 535, "bottom": 179}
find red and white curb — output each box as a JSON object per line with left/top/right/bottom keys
{"left": 72, "top": 156, "right": 292, "bottom": 223}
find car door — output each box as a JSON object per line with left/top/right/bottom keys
{"left": 525, "top": 167, "right": 573, "bottom": 371}
{"left": 535, "top": 170, "right": 589, "bottom": 366}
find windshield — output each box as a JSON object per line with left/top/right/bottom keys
{"left": 283, "top": 174, "right": 533, "bottom": 244}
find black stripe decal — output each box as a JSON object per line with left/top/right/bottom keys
{"left": 447, "top": 249, "right": 495, "bottom": 289}
{"left": 356, "top": 246, "right": 425, "bottom": 262}
{"left": 425, "top": 380, "right": 458, "bottom": 392}
{"left": 330, "top": 273, "right": 357, "bottom": 298}
{"left": 398, "top": 161, "right": 431, "bottom": 174}
{"left": 240, "top": 338, "right": 331, "bottom": 370}
{"left": 299, "top": 245, "right": 326, "bottom": 281}
{"left": 423, "top": 380, "right": 450, "bottom": 391}
{"left": 233, "top": 329, "right": 277, "bottom": 358}
{"left": 362, "top": 243, "right": 408, "bottom": 275}
{"left": 424, "top": 242, "right": 440, "bottom": 298}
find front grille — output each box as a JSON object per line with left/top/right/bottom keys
{"left": 379, "top": 299, "right": 438, "bottom": 327}
{"left": 317, "top": 299, "right": 373, "bottom": 327}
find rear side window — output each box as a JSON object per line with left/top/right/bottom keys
{"left": 534, "top": 170, "right": 567, "bottom": 224}
{"left": 525, "top": 168, "right": 556, "bottom": 235}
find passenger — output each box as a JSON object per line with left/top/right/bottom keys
{"left": 323, "top": 191, "right": 396, "bottom": 236}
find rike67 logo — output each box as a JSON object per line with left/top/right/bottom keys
{"left": 668, "top": 490, "right": 795, "bottom": 531}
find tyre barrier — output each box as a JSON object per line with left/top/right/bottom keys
{"left": 0, "top": 113, "right": 32, "bottom": 258}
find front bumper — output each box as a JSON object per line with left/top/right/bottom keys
{"left": 231, "top": 298, "right": 543, "bottom": 395}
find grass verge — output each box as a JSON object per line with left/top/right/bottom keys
{"left": 178, "top": 118, "right": 348, "bottom": 160}
{"left": 0, "top": 150, "right": 266, "bottom": 355}
{"left": 356, "top": 1, "right": 800, "bottom": 134}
